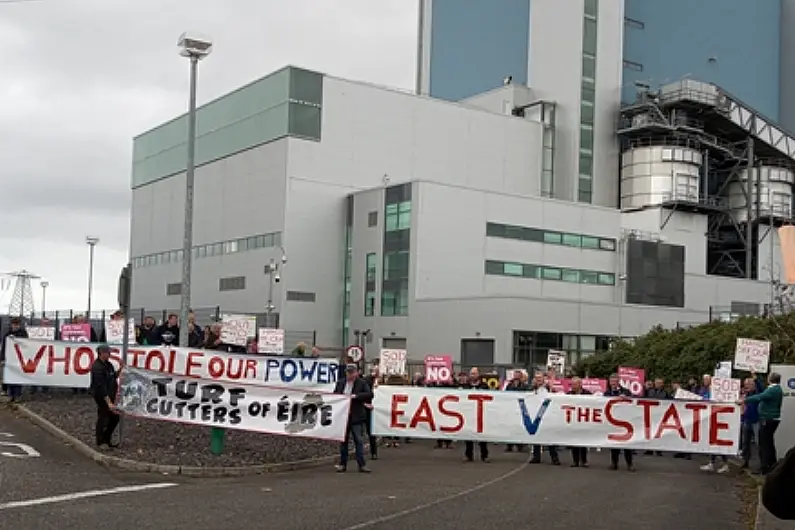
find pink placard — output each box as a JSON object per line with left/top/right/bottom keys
{"left": 618, "top": 366, "right": 646, "bottom": 396}
{"left": 424, "top": 355, "right": 453, "bottom": 383}
{"left": 550, "top": 378, "right": 572, "bottom": 393}
{"left": 582, "top": 378, "right": 607, "bottom": 395}
{"left": 60, "top": 323, "right": 91, "bottom": 342}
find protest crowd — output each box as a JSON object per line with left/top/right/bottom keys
{"left": 0, "top": 311, "right": 786, "bottom": 491}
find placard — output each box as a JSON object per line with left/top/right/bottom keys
{"left": 711, "top": 377, "right": 742, "bottom": 403}
{"left": 26, "top": 326, "right": 54, "bottom": 341}
{"left": 714, "top": 361, "right": 732, "bottom": 379}
{"left": 104, "top": 318, "right": 135, "bottom": 344}
{"left": 258, "top": 328, "right": 285, "bottom": 354}
{"left": 618, "top": 366, "right": 646, "bottom": 396}
{"left": 424, "top": 355, "right": 453, "bottom": 384}
{"left": 674, "top": 388, "right": 704, "bottom": 401}
{"left": 221, "top": 314, "right": 257, "bottom": 347}
{"left": 379, "top": 349, "right": 407, "bottom": 376}
{"left": 59, "top": 323, "right": 91, "bottom": 342}
{"left": 734, "top": 338, "right": 770, "bottom": 373}
{"left": 546, "top": 350, "right": 566, "bottom": 373}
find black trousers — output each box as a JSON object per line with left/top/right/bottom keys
{"left": 94, "top": 397, "right": 120, "bottom": 446}
{"left": 759, "top": 419, "right": 780, "bottom": 473}
{"left": 364, "top": 410, "right": 377, "bottom": 457}
{"left": 571, "top": 447, "right": 588, "bottom": 465}
{"left": 465, "top": 441, "right": 488, "bottom": 461}
{"left": 611, "top": 449, "right": 633, "bottom": 467}
{"left": 533, "top": 445, "right": 559, "bottom": 461}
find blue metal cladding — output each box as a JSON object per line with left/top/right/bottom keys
{"left": 428, "top": 0, "right": 530, "bottom": 101}
{"left": 622, "top": 0, "right": 781, "bottom": 120}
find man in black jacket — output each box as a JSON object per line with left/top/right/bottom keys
{"left": 90, "top": 345, "right": 121, "bottom": 448}
{"left": 529, "top": 372, "right": 561, "bottom": 465}
{"left": 762, "top": 444, "right": 795, "bottom": 520}
{"left": 461, "top": 368, "right": 490, "bottom": 463}
{"left": 334, "top": 364, "right": 373, "bottom": 473}
{"left": 568, "top": 377, "right": 592, "bottom": 467}
{"left": 1, "top": 318, "right": 28, "bottom": 401}
{"left": 505, "top": 370, "right": 529, "bottom": 453}
{"left": 604, "top": 373, "right": 635, "bottom": 471}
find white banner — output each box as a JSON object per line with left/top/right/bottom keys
{"left": 119, "top": 367, "right": 351, "bottom": 441}
{"left": 26, "top": 327, "right": 55, "bottom": 341}
{"left": 2, "top": 338, "right": 342, "bottom": 391}
{"left": 674, "top": 388, "right": 703, "bottom": 401}
{"left": 258, "top": 328, "right": 284, "bottom": 355}
{"left": 734, "top": 338, "right": 770, "bottom": 373}
{"left": 221, "top": 314, "right": 257, "bottom": 347}
{"left": 104, "top": 318, "right": 136, "bottom": 345}
{"left": 372, "top": 386, "right": 740, "bottom": 455}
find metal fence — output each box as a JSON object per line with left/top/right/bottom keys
{"left": 0, "top": 306, "right": 316, "bottom": 349}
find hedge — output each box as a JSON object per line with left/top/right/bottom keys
{"left": 575, "top": 313, "right": 795, "bottom": 383}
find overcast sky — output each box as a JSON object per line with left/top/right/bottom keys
{"left": 0, "top": 0, "right": 417, "bottom": 316}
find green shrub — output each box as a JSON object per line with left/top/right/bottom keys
{"left": 575, "top": 314, "right": 795, "bottom": 382}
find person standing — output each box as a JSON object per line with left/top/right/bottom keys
{"left": 604, "top": 373, "right": 635, "bottom": 471}
{"left": 741, "top": 372, "right": 784, "bottom": 475}
{"left": 90, "top": 345, "right": 121, "bottom": 448}
{"left": 0, "top": 318, "right": 28, "bottom": 402}
{"left": 529, "top": 372, "right": 560, "bottom": 465}
{"left": 504, "top": 370, "right": 529, "bottom": 453}
{"left": 644, "top": 378, "right": 668, "bottom": 456}
{"left": 740, "top": 374, "right": 764, "bottom": 469}
{"left": 461, "top": 367, "right": 490, "bottom": 463}
{"left": 567, "top": 377, "right": 592, "bottom": 467}
{"left": 334, "top": 364, "right": 373, "bottom": 473}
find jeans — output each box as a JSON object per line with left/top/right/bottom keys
{"left": 94, "top": 397, "right": 120, "bottom": 445}
{"left": 740, "top": 422, "right": 758, "bottom": 464}
{"left": 464, "top": 441, "right": 489, "bottom": 461}
{"left": 5, "top": 384, "right": 22, "bottom": 399}
{"left": 759, "top": 419, "right": 780, "bottom": 473}
{"left": 532, "top": 445, "right": 559, "bottom": 462}
{"left": 339, "top": 423, "right": 367, "bottom": 470}
{"left": 709, "top": 454, "right": 728, "bottom": 464}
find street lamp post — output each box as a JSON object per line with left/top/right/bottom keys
{"left": 264, "top": 247, "right": 287, "bottom": 329}
{"left": 176, "top": 31, "right": 213, "bottom": 349}
{"left": 40, "top": 281, "right": 48, "bottom": 315}
{"left": 86, "top": 236, "right": 99, "bottom": 317}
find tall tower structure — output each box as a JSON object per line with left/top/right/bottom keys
{"left": 3, "top": 270, "right": 40, "bottom": 317}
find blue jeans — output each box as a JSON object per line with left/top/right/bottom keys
{"left": 741, "top": 422, "right": 758, "bottom": 464}
{"left": 339, "top": 423, "right": 366, "bottom": 469}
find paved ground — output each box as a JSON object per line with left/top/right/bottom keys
{"left": 0, "top": 406, "right": 749, "bottom": 530}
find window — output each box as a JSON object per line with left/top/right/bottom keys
{"left": 579, "top": 153, "right": 593, "bottom": 175}
{"left": 485, "top": 260, "right": 614, "bottom": 286}
{"left": 166, "top": 283, "right": 181, "bottom": 295}
{"left": 580, "top": 125, "right": 594, "bottom": 152}
{"left": 286, "top": 291, "right": 316, "bottom": 302}
{"left": 578, "top": 188, "right": 593, "bottom": 203}
{"left": 581, "top": 101, "right": 594, "bottom": 125}
{"left": 368, "top": 211, "right": 378, "bottom": 227}
{"left": 623, "top": 59, "right": 643, "bottom": 72}
{"left": 584, "top": 0, "right": 598, "bottom": 17}
{"left": 485, "top": 222, "right": 616, "bottom": 252}
{"left": 582, "top": 18, "right": 597, "bottom": 54}
{"left": 582, "top": 53, "right": 596, "bottom": 81}
{"left": 381, "top": 286, "right": 408, "bottom": 316}
{"left": 385, "top": 201, "right": 411, "bottom": 231}
{"left": 366, "top": 253, "right": 377, "bottom": 282}
{"left": 383, "top": 251, "right": 409, "bottom": 280}
{"left": 365, "top": 291, "right": 376, "bottom": 316}
{"left": 219, "top": 276, "right": 246, "bottom": 291}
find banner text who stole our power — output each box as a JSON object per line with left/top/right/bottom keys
{"left": 4, "top": 339, "right": 342, "bottom": 389}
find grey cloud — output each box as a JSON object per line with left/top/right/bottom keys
{"left": 0, "top": 0, "right": 416, "bottom": 308}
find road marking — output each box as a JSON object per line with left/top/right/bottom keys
{"left": 0, "top": 441, "right": 40, "bottom": 458}
{"left": 339, "top": 458, "right": 530, "bottom": 530}
{"left": 0, "top": 483, "right": 178, "bottom": 511}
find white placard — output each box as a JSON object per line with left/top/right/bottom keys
{"left": 714, "top": 361, "right": 732, "bottom": 379}
{"left": 734, "top": 338, "right": 770, "bottom": 373}
{"left": 26, "top": 326, "right": 54, "bottom": 341}
{"left": 221, "top": 314, "right": 257, "bottom": 347}
{"left": 711, "top": 377, "right": 742, "bottom": 403}
{"left": 258, "top": 328, "right": 285, "bottom": 354}
{"left": 104, "top": 318, "right": 135, "bottom": 344}
{"left": 546, "top": 350, "right": 566, "bottom": 373}
{"left": 379, "top": 349, "right": 407, "bottom": 376}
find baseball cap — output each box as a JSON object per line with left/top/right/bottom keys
{"left": 97, "top": 345, "right": 112, "bottom": 354}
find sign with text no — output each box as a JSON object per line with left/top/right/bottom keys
{"left": 424, "top": 355, "right": 453, "bottom": 383}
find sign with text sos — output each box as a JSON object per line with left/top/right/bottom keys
{"left": 711, "top": 377, "right": 741, "bottom": 403}
{"left": 424, "top": 355, "right": 453, "bottom": 383}
{"left": 379, "top": 349, "right": 407, "bottom": 376}
{"left": 618, "top": 366, "right": 646, "bottom": 396}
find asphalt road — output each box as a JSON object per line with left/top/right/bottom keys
{"left": 0, "top": 407, "right": 748, "bottom": 530}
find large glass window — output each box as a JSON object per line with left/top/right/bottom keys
{"left": 485, "top": 260, "right": 615, "bottom": 286}
{"left": 382, "top": 183, "right": 412, "bottom": 317}
{"left": 364, "top": 252, "right": 377, "bottom": 317}
{"left": 486, "top": 222, "right": 616, "bottom": 252}
{"left": 385, "top": 201, "right": 411, "bottom": 232}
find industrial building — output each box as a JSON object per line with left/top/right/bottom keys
{"left": 128, "top": 2, "right": 795, "bottom": 368}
